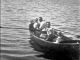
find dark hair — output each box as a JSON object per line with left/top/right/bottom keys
{"left": 39, "top": 17, "right": 43, "bottom": 22}
{"left": 46, "top": 22, "right": 50, "bottom": 24}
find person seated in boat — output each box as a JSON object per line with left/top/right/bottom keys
{"left": 46, "top": 28, "right": 58, "bottom": 42}
{"left": 39, "top": 22, "right": 50, "bottom": 39}
{"left": 40, "top": 22, "right": 58, "bottom": 40}
{"left": 46, "top": 22, "right": 52, "bottom": 35}
{"left": 33, "top": 18, "right": 40, "bottom": 30}
{"left": 34, "top": 17, "right": 47, "bottom": 38}
{"left": 29, "top": 20, "right": 35, "bottom": 33}
{"left": 57, "top": 31, "right": 73, "bottom": 43}
{"left": 39, "top": 17, "right": 46, "bottom": 31}
{"left": 33, "top": 18, "right": 41, "bottom": 36}
{"left": 39, "top": 21, "right": 58, "bottom": 41}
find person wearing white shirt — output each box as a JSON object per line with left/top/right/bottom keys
{"left": 33, "top": 18, "right": 40, "bottom": 36}
{"left": 40, "top": 22, "right": 51, "bottom": 39}
{"left": 39, "top": 17, "right": 46, "bottom": 30}
{"left": 33, "top": 18, "right": 40, "bottom": 30}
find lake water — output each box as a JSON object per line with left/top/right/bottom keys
{"left": 1, "top": 0, "right": 80, "bottom": 60}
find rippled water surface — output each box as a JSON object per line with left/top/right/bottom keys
{"left": 1, "top": 0, "right": 80, "bottom": 60}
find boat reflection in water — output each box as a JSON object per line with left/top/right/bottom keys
{"left": 29, "top": 32, "right": 80, "bottom": 60}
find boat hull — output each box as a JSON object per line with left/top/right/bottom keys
{"left": 29, "top": 32, "right": 80, "bottom": 60}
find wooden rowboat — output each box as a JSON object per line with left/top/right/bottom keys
{"left": 30, "top": 32, "right": 80, "bottom": 51}
{"left": 29, "top": 32, "right": 80, "bottom": 60}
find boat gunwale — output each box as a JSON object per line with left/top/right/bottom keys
{"left": 31, "top": 32, "right": 80, "bottom": 45}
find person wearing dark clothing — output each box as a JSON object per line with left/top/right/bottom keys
{"left": 58, "top": 32, "right": 73, "bottom": 43}
{"left": 29, "top": 20, "right": 35, "bottom": 32}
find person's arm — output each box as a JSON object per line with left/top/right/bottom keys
{"left": 45, "top": 34, "right": 50, "bottom": 41}
{"left": 33, "top": 23, "right": 36, "bottom": 28}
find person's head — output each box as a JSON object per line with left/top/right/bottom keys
{"left": 46, "top": 22, "right": 51, "bottom": 28}
{"left": 58, "top": 31, "right": 64, "bottom": 37}
{"left": 35, "top": 18, "right": 38, "bottom": 23}
{"left": 39, "top": 17, "right": 43, "bottom": 22}
{"left": 51, "top": 28, "right": 58, "bottom": 36}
